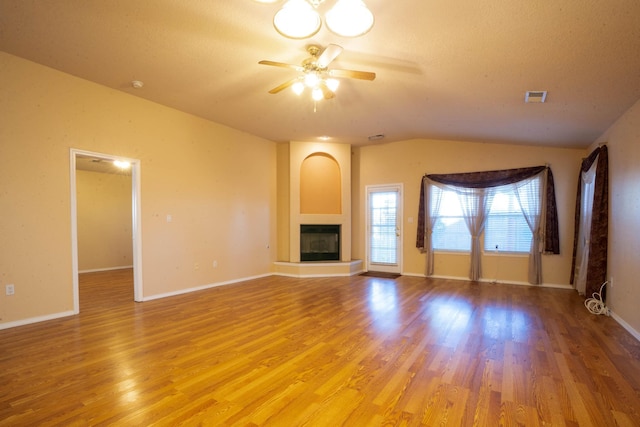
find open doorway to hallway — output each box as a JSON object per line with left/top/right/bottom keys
{"left": 70, "top": 149, "right": 143, "bottom": 313}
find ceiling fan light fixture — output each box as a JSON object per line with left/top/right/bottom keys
{"left": 312, "top": 87, "right": 324, "bottom": 101}
{"left": 292, "top": 81, "right": 305, "bottom": 95}
{"left": 259, "top": 43, "right": 375, "bottom": 104}
{"left": 325, "top": 0, "right": 374, "bottom": 37}
{"left": 304, "top": 72, "right": 320, "bottom": 87}
{"left": 273, "top": 0, "right": 321, "bottom": 39}
{"left": 326, "top": 78, "right": 340, "bottom": 92}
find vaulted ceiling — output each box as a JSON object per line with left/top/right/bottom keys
{"left": 1, "top": 0, "right": 639, "bottom": 147}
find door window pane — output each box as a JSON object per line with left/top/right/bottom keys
{"left": 370, "top": 192, "right": 397, "bottom": 264}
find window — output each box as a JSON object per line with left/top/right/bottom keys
{"left": 484, "top": 190, "right": 532, "bottom": 253}
{"left": 431, "top": 179, "right": 539, "bottom": 254}
{"left": 430, "top": 187, "right": 471, "bottom": 251}
{"left": 369, "top": 190, "right": 399, "bottom": 264}
{"left": 417, "top": 167, "right": 554, "bottom": 283}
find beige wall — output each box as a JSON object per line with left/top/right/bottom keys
{"left": 353, "top": 139, "right": 585, "bottom": 286}
{"left": 593, "top": 98, "right": 640, "bottom": 338}
{"left": 0, "top": 52, "right": 277, "bottom": 326}
{"left": 276, "top": 143, "right": 290, "bottom": 261}
{"left": 76, "top": 170, "right": 133, "bottom": 271}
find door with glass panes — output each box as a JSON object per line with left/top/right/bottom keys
{"left": 366, "top": 185, "right": 402, "bottom": 273}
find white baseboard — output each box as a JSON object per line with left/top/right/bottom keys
{"left": 400, "top": 272, "right": 426, "bottom": 278}
{"left": 408, "top": 273, "right": 573, "bottom": 289}
{"left": 142, "top": 273, "right": 273, "bottom": 302}
{"left": 610, "top": 311, "right": 640, "bottom": 342}
{"left": 0, "top": 310, "right": 76, "bottom": 331}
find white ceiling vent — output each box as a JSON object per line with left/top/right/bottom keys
{"left": 525, "top": 91, "right": 547, "bottom": 103}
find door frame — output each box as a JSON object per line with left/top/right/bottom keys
{"left": 69, "top": 148, "right": 143, "bottom": 312}
{"left": 365, "top": 183, "right": 403, "bottom": 274}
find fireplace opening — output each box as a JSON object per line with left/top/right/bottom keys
{"left": 300, "top": 224, "right": 340, "bottom": 262}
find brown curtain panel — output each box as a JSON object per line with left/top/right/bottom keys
{"left": 570, "top": 146, "right": 609, "bottom": 297}
{"left": 416, "top": 166, "right": 560, "bottom": 253}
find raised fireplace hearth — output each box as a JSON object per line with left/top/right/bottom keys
{"left": 300, "top": 224, "right": 340, "bottom": 262}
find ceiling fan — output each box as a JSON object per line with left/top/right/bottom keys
{"left": 259, "top": 44, "right": 376, "bottom": 101}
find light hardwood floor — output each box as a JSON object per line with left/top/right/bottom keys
{"left": 1, "top": 269, "right": 640, "bottom": 426}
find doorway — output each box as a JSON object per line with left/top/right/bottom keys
{"left": 70, "top": 149, "right": 143, "bottom": 313}
{"left": 366, "top": 184, "right": 403, "bottom": 274}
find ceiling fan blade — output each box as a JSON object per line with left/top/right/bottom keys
{"left": 268, "top": 78, "right": 298, "bottom": 94}
{"left": 259, "top": 60, "right": 304, "bottom": 72}
{"left": 316, "top": 44, "right": 343, "bottom": 68}
{"left": 329, "top": 68, "right": 376, "bottom": 81}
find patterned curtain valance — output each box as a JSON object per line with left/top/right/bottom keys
{"left": 426, "top": 166, "right": 547, "bottom": 188}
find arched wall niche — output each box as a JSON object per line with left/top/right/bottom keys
{"left": 300, "top": 152, "right": 342, "bottom": 214}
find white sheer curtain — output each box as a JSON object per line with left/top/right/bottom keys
{"left": 575, "top": 159, "right": 598, "bottom": 294}
{"left": 512, "top": 172, "right": 544, "bottom": 284}
{"left": 423, "top": 179, "right": 444, "bottom": 276}
{"left": 455, "top": 187, "right": 494, "bottom": 281}
{"left": 426, "top": 177, "right": 545, "bottom": 283}
{"left": 428, "top": 181, "right": 494, "bottom": 281}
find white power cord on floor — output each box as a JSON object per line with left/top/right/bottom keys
{"left": 585, "top": 281, "right": 609, "bottom": 316}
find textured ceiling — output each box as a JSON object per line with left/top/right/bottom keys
{"left": 1, "top": 0, "right": 639, "bottom": 147}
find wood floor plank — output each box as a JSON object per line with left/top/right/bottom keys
{"left": 1, "top": 270, "right": 640, "bottom": 426}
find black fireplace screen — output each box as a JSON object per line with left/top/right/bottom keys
{"left": 300, "top": 224, "right": 340, "bottom": 261}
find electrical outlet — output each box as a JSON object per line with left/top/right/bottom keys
{"left": 6, "top": 284, "right": 15, "bottom": 296}
{"left": 609, "top": 276, "right": 613, "bottom": 288}
{"left": 213, "top": 260, "right": 218, "bottom": 268}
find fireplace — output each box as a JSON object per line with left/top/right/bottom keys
{"left": 300, "top": 224, "right": 340, "bottom": 261}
